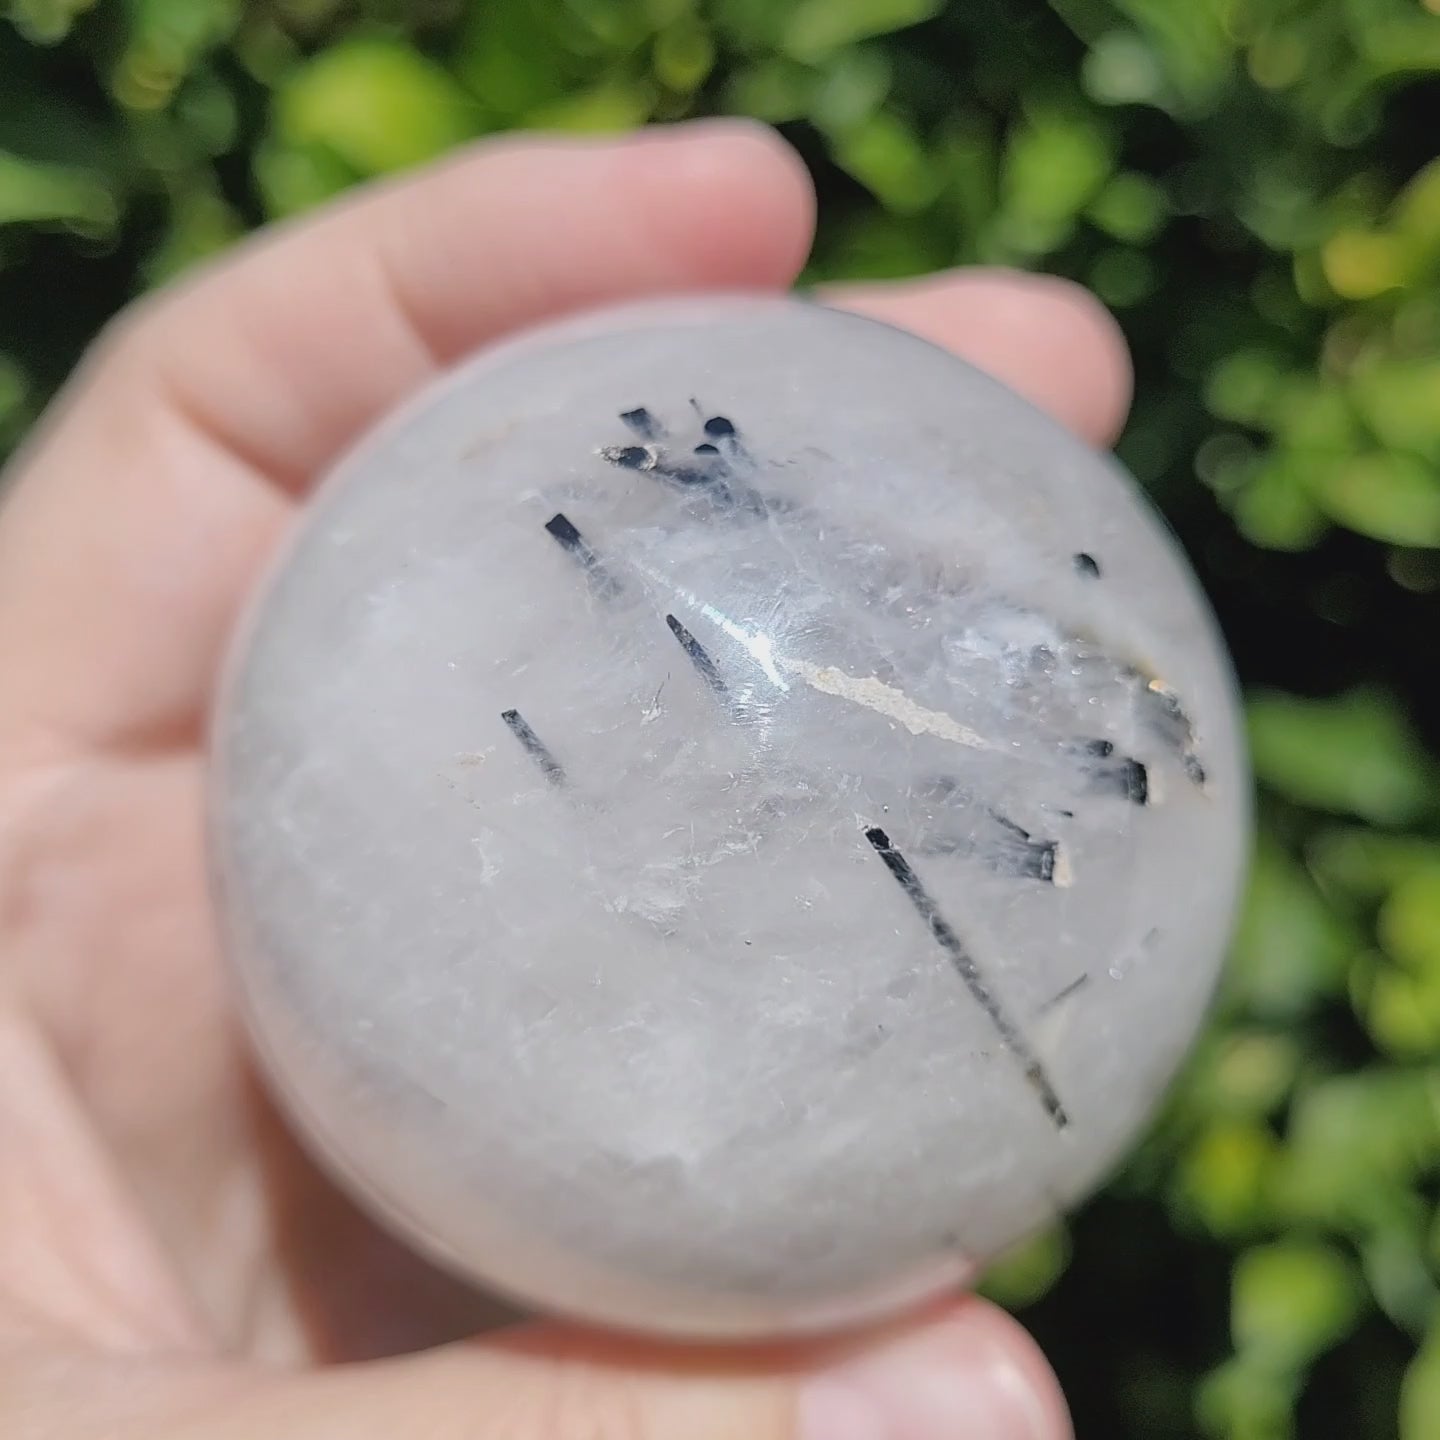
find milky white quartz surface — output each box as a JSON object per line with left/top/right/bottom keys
{"left": 210, "top": 294, "right": 1249, "bottom": 1338}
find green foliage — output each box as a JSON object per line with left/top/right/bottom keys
{"left": 1247, "top": 686, "right": 1436, "bottom": 827}
{"left": 3, "top": 1, "right": 1440, "bottom": 1436}
{"left": 259, "top": 36, "right": 478, "bottom": 212}
{"left": 981, "top": 1223, "right": 1074, "bottom": 1310}
{"left": 1232, "top": 1239, "right": 1364, "bottom": 1371}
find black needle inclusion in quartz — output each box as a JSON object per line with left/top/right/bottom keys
{"left": 500, "top": 709, "right": 567, "bottom": 786}
{"left": 864, "top": 826, "right": 1069, "bottom": 1129}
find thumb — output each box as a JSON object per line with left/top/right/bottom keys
{"left": 200, "top": 1300, "right": 1068, "bottom": 1440}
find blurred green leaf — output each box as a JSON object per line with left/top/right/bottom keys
{"left": 1247, "top": 687, "right": 1437, "bottom": 826}
{"left": 653, "top": 19, "right": 715, "bottom": 92}
{"left": 114, "top": 0, "right": 241, "bottom": 111}
{"left": 1359, "top": 869, "right": 1440, "bottom": 1056}
{"left": 565, "top": 0, "right": 654, "bottom": 49}
{"left": 1309, "top": 827, "right": 1440, "bottom": 902}
{"left": 1107, "top": 0, "right": 1235, "bottom": 111}
{"left": 1187, "top": 1031, "right": 1303, "bottom": 1118}
{"left": 525, "top": 80, "right": 655, "bottom": 132}
{"left": 0, "top": 148, "right": 117, "bottom": 232}
{"left": 1361, "top": 1224, "right": 1440, "bottom": 1338}
{"left": 1000, "top": 107, "right": 1114, "bottom": 254}
{"left": 1351, "top": 361, "right": 1440, "bottom": 463}
{"left": 1362, "top": 963, "right": 1440, "bottom": 1059}
{"left": 3, "top": 0, "right": 95, "bottom": 44}
{"left": 230, "top": 12, "right": 302, "bottom": 85}
{"left": 722, "top": 57, "right": 819, "bottom": 123}
{"left": 1272, "top": 1069, "right": 1440, "bottom": 1230}
{"left": 455, "top": 0, "right": 584, "bottom": 119}
{"left": 781, "top": 0, "right": 943, "bottom": 61}
{"left": 254, "top": 136, "right": 359, "bottom": 216}
{"left": 1307, "top": 452, "right": 1440, "bottom": 548}
{"left": 272, "top": 37, "right": 478, "bottom": 178}
{"left": 172, "top": 70, "right": 239, "bottom": 158}
{"left": 1401, "top": 1323, "right": 1440, "bottom": 1440}
{"left": 1197, "top": 1354, "right": 1300, "bottom": 1440}
{"left": 1088, "top": 170, "right": 1169, "bottom": 242}
{"left": 810, "top": 45, "right": 891, "bottom": 134}
{"left": 826, "top": 109, "right": 941, "bottom": 214}
{"left": 1359, "top": 14, "right": 1440, "bottom": 80}
{"left": 143, "top": 184, "right": 240, "bottom": 284}
{"left": 1226, "top": 833, "right": 1356, "bottom": 1017}
{"left": 1378, "top": 870, "right": 1440, "bottom": 975}
{"left": 1232, "top": 1240, "right": 1365, "bottom": 1369}
{"left": 1322, "top": 227, "right": 1415, "bottom": 300}
{"left": 1231, "top": 457, "right": 1332, "bottom": 552}
{"left": 1273, "top": 382, "right": 1362, "bottom": 455}
{"left": 1174, "top": 1117, "right": 1280, "bottom": 1237}
{"left": 1206, "top": 351, "right": 1287, "bottom": 426}
{"left": 1082, "top": 30, "right": 1165, "bottom": 108}
{"left": 709, "top": 0, "right": 788, "bottom": 51}
{"left": 980, "top": 1224, "right": 1072, "bottom": 1308}
{"left": 1393, "top": 158, "right": 1440, "bottom": 255}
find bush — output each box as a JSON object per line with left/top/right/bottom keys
{"left": 3, "top": 2, "right": 1438, "bottom": 1435}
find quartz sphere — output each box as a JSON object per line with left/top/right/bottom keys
{"left": 209, "top": 293, "right": 1249, "bottom": 1339}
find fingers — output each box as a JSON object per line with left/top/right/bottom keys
{"left": 0, "top": 123, "right": 815, "bottom": 757}
{"left": 199, "top": 1301, "right": 1069, "bottom": 1440}
{"left": 0, "top": 118, "right": 1131, "bottom": 761}
{"left": 0, "top": 1008, "right": 205, "bottom": 1354}
{"left": 824, "top": 270, "right": 1133, "bottom": 449}
{"left": 107, "top": 119, "right": 817, "bottom": 491}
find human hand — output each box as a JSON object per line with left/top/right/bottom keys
{"left": 0, "top": 120, "right": 1128, "bottom": 1439}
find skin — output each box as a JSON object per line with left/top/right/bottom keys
{"left": 0, "top": 121, "right": 1130, "bottom": 1440}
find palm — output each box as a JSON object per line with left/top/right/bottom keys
{"left": 0, "top": 127, "right": 1124, "bottom": 1433}
{"left": 9, "top": 690, "right": 516, "bottom": 1363}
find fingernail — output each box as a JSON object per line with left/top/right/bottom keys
{"left": 799, "top": 1306, "right": 1068, "bottom": 1440}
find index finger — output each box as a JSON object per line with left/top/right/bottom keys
{"left": 0, "top": 122, "right": 816, "bottom": 757}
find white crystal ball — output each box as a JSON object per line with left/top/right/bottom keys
{"left": 210, "top": 293, "right": 1249, "bottom": 1339}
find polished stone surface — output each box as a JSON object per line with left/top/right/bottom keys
{"left": 210, "top": 294, "right": 1249, "bottom": 1338}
